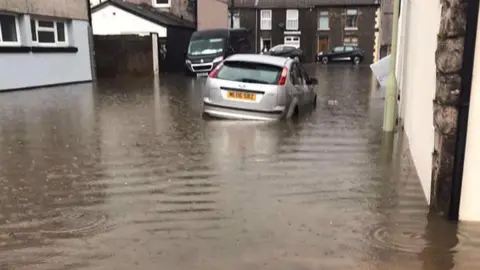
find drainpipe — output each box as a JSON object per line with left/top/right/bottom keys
{"left": 382, "top": 0, "right": 400, "bottom": 132}
{"left": 449, "top": 0, "right": 479, "bottom": 221}
{"left": 86, "top": 0, "right": 97, "bottom": 81}
{"left": 230, "top": 0, "right": 235, "bottom": 28}
{"left": 255, "top": 0, "right": 259, "bottom": 53}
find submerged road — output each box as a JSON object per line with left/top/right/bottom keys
{"left": 0, "top": 65, "right": 479, "bottom": 270}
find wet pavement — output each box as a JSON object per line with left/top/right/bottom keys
{"left": 0, "top": 65, "right": 480, "bottom": 270}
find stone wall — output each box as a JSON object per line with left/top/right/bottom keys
{"left": 431, "top": 0, "right": 467, "bottom": 216}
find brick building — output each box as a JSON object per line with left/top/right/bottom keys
{"left": 229, "top": 0, "right": 380, "bottom": 63}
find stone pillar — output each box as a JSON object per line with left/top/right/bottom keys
{"left": 431, "top": 0, "right": 467, "bottom": 217}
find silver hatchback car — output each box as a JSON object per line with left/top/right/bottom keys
{"left": 202, "top": 54, "right": 318, "bottom": 120}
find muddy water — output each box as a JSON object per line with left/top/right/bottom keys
{"left": 0, "top": 66, "right": 479, "bottom": 270}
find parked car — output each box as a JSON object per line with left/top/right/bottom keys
{"left": 316, "top": 45, "right": 365, "bottom": 65}
{"left": 185, "top": 28, "right": 253, "bottom": 76}
{"left": 265, "top": 44, "right": 304, "bottom": 62}
{"left": 203, "top": 54, "right": 318, "bottom": 120}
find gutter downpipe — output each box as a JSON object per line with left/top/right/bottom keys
{"left": 86, "top": 0, "right": 97, "bottom": 81}
{"left": 230, "top": 0, "right": 235, "bottom": 28}
{"left": 382, "top": 0, "right": 400, "bottom": 132}
{"left": 255, "top": 0, "right": 259, "bottom": 53}
{"left": 449, "top": 0, "right": 479, "bottom": 221}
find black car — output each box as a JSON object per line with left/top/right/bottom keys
{"left": 316, "top": 45, "right": 364, "bottom": 65}
{"left": 266, "top": 44, "right": 304, "bottom": 62}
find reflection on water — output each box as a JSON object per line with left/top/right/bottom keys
{"left": 0, "top": 66, "right": 479, "bottom": 269}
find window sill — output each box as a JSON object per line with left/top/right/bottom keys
{"left": 152, "top": 4, "right": 171, "bottom": 8}
{"left": 0, "top": 46, "right": 31, "bottom": 53}
{"left": 345, "top": 27, "right": 358, "bottom": 31}
{"left": 260, "top": 28, "right": 272, "bottom": 31}
{"left": 31, "top": 46, "right": 78, "bottom": 53}
{"left": 318, "top": 28, "right": 330, "bottom": 31}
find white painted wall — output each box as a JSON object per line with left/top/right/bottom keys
{"left": 92, "top": 4, "right": 167, "bottom": 37}
{"left": 397, "top": 0, "right": 442, "bottom": 203}
{"left": 459, "top": 4, "right": 480, "bottom": 221}
{"left": 0, "top": 20, "right": 92, "bottom": 91}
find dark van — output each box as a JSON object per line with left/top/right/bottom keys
{"left": 185, "top": 28, "right": 253, "bottom": 76}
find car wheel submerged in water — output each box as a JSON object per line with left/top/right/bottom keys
{"left": 321, "top": 56, "right": 328, "bottom": 65}
{"left": 202, "top": 54, "right": 318, "bottom": 121}
{"left": 353, "top": 56, "right": 361, "bottom": 65}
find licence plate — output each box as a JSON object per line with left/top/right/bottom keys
{"left": 196, "top": 72, "right": 209, "bottom": 77}
{"left": 226, "top": 91, "right": 256, "bottom": 101}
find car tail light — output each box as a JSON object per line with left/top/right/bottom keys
{"left": 208, "top": 61, "right": 224, "bottom": 78}
{"left": 278, "top": 66, "right": 288, "bottom": 85}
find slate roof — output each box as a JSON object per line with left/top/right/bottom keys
{"left": 92, "top": 0, "right": 195, "bottom": 29}
{"left": 227, "top": 0, "right": 380, "bottom": 8}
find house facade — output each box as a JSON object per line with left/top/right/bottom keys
{"left": 198, "top": 0, "right": 228, "bottom": 30}
{"left": 394, "top": 0, "right": 480, "bottom": 221}
{"left": 0, "top": 0, "right": 93, "bottom": 91}
{"left": 90, "top": 0, "right": 196, "bottom": 23}
{"left": 378, "top": 0, "right": 393, "bottom": 59}
{"left": 229, "top": 0, "right": 380, "bottom": 63}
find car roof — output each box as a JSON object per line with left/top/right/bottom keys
{"left": 224, "top": 54, "right": 290, "bottom": 67}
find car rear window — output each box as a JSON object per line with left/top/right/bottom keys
{"left": 215, "top": 61, "right": 282, "bottom": 85}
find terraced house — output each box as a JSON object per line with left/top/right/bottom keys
{"left": 229, "top": 0, "right": 380, "bottom": 63}
{"left": 0, "top": 0, "right": 94, "bottom": 91}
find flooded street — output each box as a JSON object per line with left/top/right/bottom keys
{"left": 1, "top": 65, "right": 480, "bottom": 270}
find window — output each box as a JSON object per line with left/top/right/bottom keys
{"left": 260, "top": 10, "right": 272, "bottom": 30}
{"left": 228, "top": 12, "right": 240, "bottom": 29}
{"left": 31, "top": 19, "right": 68, "bottom": 46}
{"left": 286, "top": 9, "right": 299, "bottom": 30}
{"left": 345, "top": 9, "right": 358, "bottom": 29}
{"left": 0, "top": 14, "right": 19, "bottom": 45}
{"left": 345, "top": 46, "right": 354, "bottom": 52}
{"left": 152, "top": 0, "right": 170, "bottom": 7}
{"left": 318, "top": 11, "right": 329, "bottom": 30}
{"left": 344, "top": 36, "right": 358, "bottom": 46}
{"left": 215, "top": 61, "right": 283, "bottom": 85}
{"left": 333, "top": 46, "right": 344, "bottom": 53}
{"left": 284, "top": 36, "right": 300, "bottom": 48}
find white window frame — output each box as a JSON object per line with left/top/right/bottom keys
{"left": 228, "top": 12, "right": 240, "bottom": 29}
{"left": 260, "top": 9, "right": 272, "bottom": 30}
{"left": 0, "top": 13, "right": 21, "bottom": 46}
{"left": 31, "top": 19, "right": 68, "bottom": 47}
{"left": 318, "top": 11, "right": 329, "bottom": 30}
{"left": 152, "top": 0, "right": 171, "bottom": 8}
{"left": 284, "top": 36, "right": 300, "bottom": 48}
{"left": 345, "top": 9, "right": 358, "bottom": 30}
{"left": 286, "top": 9, "right": 299, "bottom": 30}
{"left": 343, "top": 36, "right": 358, "bottom": 46}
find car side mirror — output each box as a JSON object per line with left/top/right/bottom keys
{"left": 307, "top": 78, "right": 318, "bottom": 85}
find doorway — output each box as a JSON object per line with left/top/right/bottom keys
{"left": 260, "top": 38, "right": 271, "bottom": 53}
{"left": 318, "top": 36, "right": 329, "bottom": 53}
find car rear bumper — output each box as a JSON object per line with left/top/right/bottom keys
{"left": 203, "top": 99, "right": 286, "bottom": 121}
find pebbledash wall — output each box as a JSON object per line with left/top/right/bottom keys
{"left": 0, "top": 0, "right": 92, "bottom": 91}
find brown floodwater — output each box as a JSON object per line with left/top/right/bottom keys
{"left": 0, "top": 65, "right": 479, "bottom": 270}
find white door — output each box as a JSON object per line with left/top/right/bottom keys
{"left": 284, "top": 36, "right": 300, "bottom": 48}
